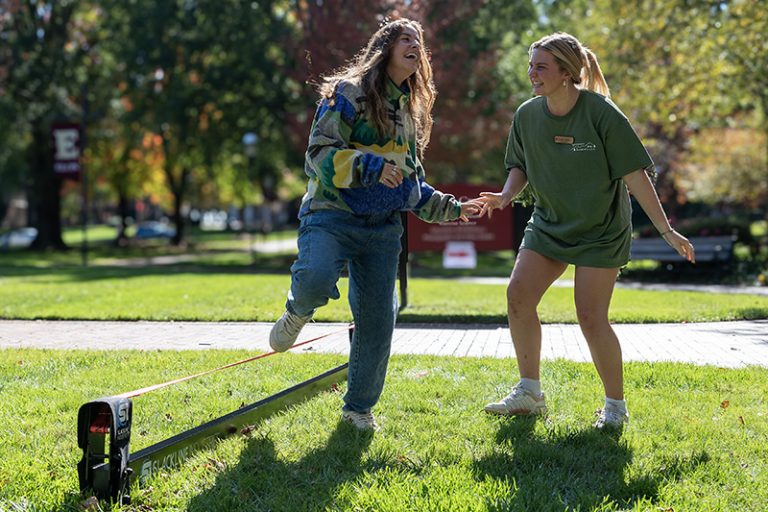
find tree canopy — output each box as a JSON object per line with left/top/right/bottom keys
{"left": 0, "top": 0, "right": 765, "bottom": 247}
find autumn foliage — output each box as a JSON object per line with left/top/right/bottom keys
{"left": 287, "top": 0, "right": 519, "bottom": 183}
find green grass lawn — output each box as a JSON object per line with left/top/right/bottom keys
{"left": 61, "top": 224, "right": 124, "bottom": 245}
{"left": 0, "top": 349, "right": 765, "bottom": 511}
{"left": 2, "top": 228, "right": 766, "bottom": 511}
{"left": 0, "top": 225, "right": 295, "bottom": 267}
{"left": 1, "top": 265, "right": 767, "bottom": 323}
{"left": 3, "top": 225, "right": 766, "bottom": 324}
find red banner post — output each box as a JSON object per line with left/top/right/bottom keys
{"left": 51, "top": 122, "right": 81, "bottom": 180}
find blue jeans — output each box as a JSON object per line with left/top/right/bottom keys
{"left": 287, "top": 209, "right": 402, "bottom": 413}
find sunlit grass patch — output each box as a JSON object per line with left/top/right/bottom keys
{"left": 1, "top": 350, "right": 766, "bottom": 511}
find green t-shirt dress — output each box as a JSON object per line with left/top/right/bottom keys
{"left": 505, "top": 90, "right": 654, "bottom": 268}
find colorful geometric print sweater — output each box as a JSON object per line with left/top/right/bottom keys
{"left": 300, "top": 78, "right": 462, "bottom": 223}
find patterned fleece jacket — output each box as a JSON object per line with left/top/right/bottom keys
{"left": 299, "top": 78, "right": 461, "bottom": 223}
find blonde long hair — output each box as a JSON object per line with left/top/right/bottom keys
{"left": 319, "top": 18, "right": 436, "bottom": 154}
{"left": 530, "top": 32, "right": 610, "bottom": 97}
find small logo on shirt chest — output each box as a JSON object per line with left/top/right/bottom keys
{"left": 570, "top": 142, "right": 597, "bottom": 152}
{"left": 554, "top": 135, "right": 597, "bottom": 152}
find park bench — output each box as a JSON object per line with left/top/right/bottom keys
{"left": 630, "top": 235, "right": 737, "bottom": 265}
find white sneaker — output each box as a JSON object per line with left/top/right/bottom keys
{"left": 341, "top": 410, "right": 378, "bottom": 431}
{"left": 269, "top": 310, "right": 312, "bottom": 352}
{"left": 484, "top": 386, "right": 547, "bottom": 416}
{"left": 594, "top": 408, "right": 629, "bottom": 430}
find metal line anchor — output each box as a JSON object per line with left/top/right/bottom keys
{"left": 76, "top": 325, "right": 353, "bottom": 505}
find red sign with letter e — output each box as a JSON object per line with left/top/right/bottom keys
{"left": 407, "top": 183, "right": 514, "bottom": 252}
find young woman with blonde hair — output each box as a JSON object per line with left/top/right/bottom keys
{"left": 269, "top": 18, "right": 479, "bottom": 430}
{"left": 479, "top": 32, "right": 694, "bottom": 429}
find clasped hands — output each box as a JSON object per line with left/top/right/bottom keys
{"left": 379, "top": 164, "right": 510, "bottom": 222}
{"left": 458, "top": 191, "right": 511, "bottom": 221}
{"left": 458, "top": 191, "right": 515, "bottom": 221}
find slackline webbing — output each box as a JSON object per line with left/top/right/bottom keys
{"left": 116, "top": 324, "right": 353, "bottom": 399}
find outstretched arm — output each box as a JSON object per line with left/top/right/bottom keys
{"left": 477, "top": 167, "right": 528, "bottom": 219}
{"left": 623, "top": 169, "right": 695, "bottom": 263}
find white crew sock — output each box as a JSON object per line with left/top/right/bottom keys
{"left": 604, "top": 397, "right": 627, "bottom": 413}
{"left": 518, "top": 378, "right": 541, "bottom": 395}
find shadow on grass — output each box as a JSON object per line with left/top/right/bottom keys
{"left": 187, "top": 420, "right": 373, "bottom": 511}
{"left": 0, "top": 254, "right": 297, "bottom": 281}
{"left": 473, "top": 416, "right": 707, "bottom": 511}
{"left": 620, "top": 264, "right": 741, "bottom": 285}
{"left": 397, "top": 312, "right": 508, "bottom": 324}
{"left": 726, "top": 309, "right": 768, "bottom": 323}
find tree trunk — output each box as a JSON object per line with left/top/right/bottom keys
{"left": 169, "top": 166, "right": 189, "bottom": 246}
{"left": 28, "top": 122, "right": 67, "bottom": 250}
{"left": 114, "top": 191, "right": 130, "bottom": 245}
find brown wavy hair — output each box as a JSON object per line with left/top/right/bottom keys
{"left": 530, "top": 32, "right": 611, "bottom": 97}
{"left": 319, "top": 18, "right": 436, "bottom": 155}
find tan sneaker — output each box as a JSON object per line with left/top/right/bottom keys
{"left": 341, "top": 410, "right": 378, "bottom": 431}
{"left": 269, "top": 310, "right": 312, "bottom": 352}
{"left": 484, "top": 386, "right": 547, "bottom": 416}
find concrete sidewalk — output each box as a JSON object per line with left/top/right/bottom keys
{"left": 1, "top": 319, "right": 767, "bottom": 368}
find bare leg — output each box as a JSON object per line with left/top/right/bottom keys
{"left": 507, "top": 249, "right": 568, "bottom": 380}
{"left": 573, "top": 266, "right": 623, "bottom": 400}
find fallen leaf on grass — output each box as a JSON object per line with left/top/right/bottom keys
{"left": 720, "top": 400, "right": 730, "bottom": 409}
{"left": 206, "top": 458, "right": 226, "bottom": 471}
{"left": 240, "top": 424, "right": 257, "bottom": 436}
{"left": 738, "top": 415, "right": 745, "bottom": 425}
{"left": 80, "top": 496, "right": 99, "bottom": 511}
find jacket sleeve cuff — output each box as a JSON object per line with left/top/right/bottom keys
{"left": 360, "top": 154, "right": 385, "bottom": 188}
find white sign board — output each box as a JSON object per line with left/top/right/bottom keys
{"left": 442, "top": 241, "right": 477, "bottom": 269}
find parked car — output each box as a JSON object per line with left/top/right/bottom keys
{"left": 134, "top": 221, "right": 176, "bottom": 240}
{"left": 0, "top": 227, "right": 37, "bottom": 249}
